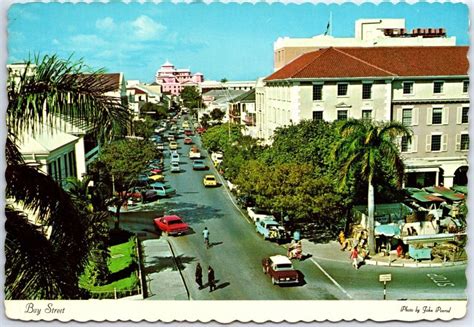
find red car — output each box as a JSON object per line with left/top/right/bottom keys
{"left": 262, "top": 255, "right": 300, "bottom": 285}
{"left": 153, "top": 215, "right": 189, "bottom": 236}
{"left": 184, "top": 137, "right": 193, "bottom": 145}
{"left": 196, "top": 127, "right": 206, "bottom": 135}
{"left": 184, "top": 129, "right": 194, "bottom": 136}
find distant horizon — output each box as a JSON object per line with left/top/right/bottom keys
{"left": 8, "top": 1, "right": 469, "bottom": 82}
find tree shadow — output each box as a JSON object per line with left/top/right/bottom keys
{"left": 143, "top": 255, "right": 195, "bottom": 275}
{"left": 108, "top": 263, "right": 137, "bottom": 282}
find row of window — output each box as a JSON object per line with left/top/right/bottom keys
{"left": 311, "top": 80, "right": 469, "bottom": 101}
{"left": 312, "top": 109, "right": 372, "bottom": 121}
{"left": 312, "top": 83, "right": 372, "bottom": 101}
{"left": 403, "top": 80, "right": 469, "bottom": 95}
{"left": 401, "top": 106, "right": 469, "bottom": 126}
{"left": 401, "top": 134, "right": 469, "bottom": 153}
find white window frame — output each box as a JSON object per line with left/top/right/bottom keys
{"left": 361, "top": 109, "right": 372, "bottom": 120}
{"left": 402, "top": 81, "right": 414, "bottom": 95}
{"left": 426, "top": 133, "right": 446, "bottom": 152}
{"left": 462, "top": 80, "right": 469, "bottom": 94}
{"left": 337, "top": 82, "right": 349, "bottom": 97}
{"left": 362, "top": 81, "right": 373, "bottom": 100}
{"left": 433, "top": 80, "right": 444, "bottom": 94}
{"left": 457, "top": 106, "right": 469, "bottom": 124}
{"left": 312, "top": 82, "right": 324, "bottom": 101}
{"left": 456, "top": 132, "right": 469, "bottom": 151}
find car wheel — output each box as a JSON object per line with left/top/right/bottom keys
{"left": 271, "top": 277, "right": 276, "bottom": 285}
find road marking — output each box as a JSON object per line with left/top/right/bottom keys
{"left": 426, "top": 273, "right": 455, "bottom": 287}
{"left": 310, "top": 258, "right": 353, "bottom": 299}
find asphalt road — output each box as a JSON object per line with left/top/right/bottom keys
{"left": 120, "top": 121, "right": 467, "bottom": 301}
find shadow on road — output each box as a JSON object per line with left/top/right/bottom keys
{"left": 215, "top": 281, "right": 230, "bottom": 291}
{"left": 144, "top": 255, "right": 195, "bottom": 274}
{"left": 209, "top": 241, "right": 223, "bottom": 248}
{"left": 162, "top": 202, "right": 224, "bottom": 224}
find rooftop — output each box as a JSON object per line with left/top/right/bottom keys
{"left": 266, "top": 46, "right": 468, "bottom": 81}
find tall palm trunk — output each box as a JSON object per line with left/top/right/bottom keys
{"left": 367, "top": 179, "right": 376, "bottom": 254}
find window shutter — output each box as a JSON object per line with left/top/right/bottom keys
{"left": 441, "top": 134, "right": 448, "bottom": 152}
{"left": 397, "top": 108, "right": 402, "bottom": 122}
{"left": 443, "top": 107, "right": 449, "bottom": 125}
{"left": 425, "top": 135, "right": 431, "bottom": 152}
{"left": 426, "top": 107, "right": 433, "bottom": 125}
{"left": 411, "top": 135, "right": 418, "bottom": 153}
{"left": 455, "top": 134, "right": 461, "bottom": 151}
{"left": 456, "top": 107, "right": 462, "bottom": 124}
{"left": 412, "top": 107, "right": 419, "bottom": 126}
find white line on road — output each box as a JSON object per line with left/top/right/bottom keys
{"left": 310, "top": 258, "right": 353, "bottom": 299}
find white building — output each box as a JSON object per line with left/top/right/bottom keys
{"left": 260, "top": 46, "right": 469, "bottom": 188}
{"left": 274, "top": 18, "right": 456, "bottom": 71}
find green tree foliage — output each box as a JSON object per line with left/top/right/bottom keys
{"left": 140, "top": 102, "right": 168, "bottom": 120}
{"left": 133, "top": 117, "right": 157, "bottom": 139}
{"left": 180, "top": 86, "right": 202, "bottom": 109}
{"left": 333, "top": 119, "right": 411, "bottom": 253}
{"left": 66, "top": 177, "right": 110, "bottom": 286}
{"left": 99, "top": 139, "right": 156, "bottom": 229}
{"left": 200, "top": 113, "right": 211, "bottom": 128}
{"left": 201, "top": 122, "right": 242, "bottom": 153}
{"left": 5, "top": 55, "right": 130, "bottom": 299}
{"left": 210, "top": 108, "right": 225, "bottom": 122}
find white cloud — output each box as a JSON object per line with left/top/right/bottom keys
{"left": 52, "top": 39, "right": 60, "bottom": 45}
{"left": 96, "top": 17, "right": 116, "bottom": 31}
{"left": 131, "top": 15, "right": 166, "bottom": 41}
{"left": 70, "top": 34, "right": 108, "bottom": 51}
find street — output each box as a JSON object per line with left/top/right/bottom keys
{"left": 119, "top": 126, "right": 467, "bottom": 300}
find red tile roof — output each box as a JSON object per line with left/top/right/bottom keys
{"left": 265, "top": 46, "right": 468, "bottom": 81}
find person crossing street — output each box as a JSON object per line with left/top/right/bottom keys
{"left": 208, "top": 266, "right": 216, "bottom": 292}
{"left": 195, "top": 263, "right": 203, "bottom": 289}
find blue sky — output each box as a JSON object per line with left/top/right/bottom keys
{"left": 8, "top": 1, "right": 469, "bottom": 82}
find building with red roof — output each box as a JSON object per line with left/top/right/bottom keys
{"left": 259, "top": 46, "right": 469, "bottom": 188}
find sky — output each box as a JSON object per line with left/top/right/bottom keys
{"left": 7, "top": 1, "right": 470, "bottom": 83}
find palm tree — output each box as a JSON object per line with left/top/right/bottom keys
{"left": 6, "top": 55, "right": 130, "bottom": 299}
{"left": 333, "top": 119, "right": 411, "bottom": 254}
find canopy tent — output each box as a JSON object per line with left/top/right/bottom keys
{"left": 410, "top": 191, "right": 445, "bottom": 203}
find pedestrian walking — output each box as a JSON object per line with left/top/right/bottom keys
{"left": 208, "top": 266, "right": 216, "bottom": 292}
{"left": 350, "top": 247, "right": 359, "bottom": 270}
{"left": 195, "top": 263, "right": 203, "bottom": 289}
{"left": 203, "top": 227, "right": 210, "bottom": 249}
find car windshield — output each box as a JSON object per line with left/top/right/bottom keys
{"left": 275, "top": 263, "right": 293, "bottom": 270}
{"left": 164, "top": 185, "right": 172, "bottom": 190}
{"left": 206, "top": 177, "right": 215, "bottom": 180}
{"left": 168, "top": 219, "right": 183, "bottom": 225}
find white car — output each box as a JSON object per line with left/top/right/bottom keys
{"left": 189, "top": 146, "right": 201, "bottom": 159}
{"left": 247, "top": 207, "right": 275, "bottom": 223}
{"left": 171, "top": 151, "right": 180, "bottom": 163}
{"left": 211, "top": 151, "right": 223, "bottom": 165}
{"left": 170, "top": 161, "right": 180, "bottom": 173}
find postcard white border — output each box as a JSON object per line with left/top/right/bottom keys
{"left": 1, "top": 0, "right": 473, "bottom": 325}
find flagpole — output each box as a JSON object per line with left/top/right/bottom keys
{"left": 330, "top": 11, "right": 333, "bottom": 36}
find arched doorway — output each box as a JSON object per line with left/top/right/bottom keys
{"left": 453, "top": 166, "right": 468, "bottom": 186}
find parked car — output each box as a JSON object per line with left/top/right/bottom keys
{"left": 184, "top": 137, "right": 193, "bottom": 145}
{"left": 184, "top": 129, "right": 193, "bottom": 136}
{"left": 189, "top": 146, "right": 201, "bottom": 159}
{"left": 154, "top": 215, "right": 189, "bottom": 236}
{"left": 148, "top": 173, "right": 165, "bottom": 182}
{"left": 192, "top": 160, "right": 207, "bottom": 171}
{"left": 171, "top": 151, "right": 180, "bottom": 163}
{"left": 262, "top": 255, "right": 299, "bottom": 285}
{"left": 156, "top": 142, "right": 165, "bottom": 150}
{"left": 203, "top": 174, "right": 218, "bottom": 187}
{"left": 169, "top": 141, "right": 178, "bottom": 150}
{"left": 170, "top": 161, "right": 180, "bottom": 173}
{"left": 211, "top": 151, "right": 223, "bottom": 166}
{"left": 147, "top": 182, "right": 176, "bottom": 197}
{"left": 196, "top": 127, "right": 206, "bottom": 135}
{"left": 236, "top": 195, "right": 256, "bottom": 209}
{"left": 247, "top": 207, "right": 275, "bottom": 223}
{"left": 256, "top": 218, "right": 286, "bottom": 241}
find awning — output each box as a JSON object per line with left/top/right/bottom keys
{"left": 375, "top": 224, "right": 401, "bottom": 237}
{"left": 410, "top": 191, "right": 445, "bottom": 203}
{"left": 424, "top": 186, "right": 465, "bottom": 201}
{"left": 451, "top": 185, "right": 468, "bottom": 195}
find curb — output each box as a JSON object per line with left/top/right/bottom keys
{"left": 365, "top": 258, "right": 467, "bottom": 268}
{"left": 166, "top": 238, "right": 191, "bottom": 300}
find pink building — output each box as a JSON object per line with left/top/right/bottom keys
{"left": 155, "top": 60, "right": 204, "bottom": 96}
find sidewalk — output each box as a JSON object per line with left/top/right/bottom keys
{"left": 141, "top": 238, "right": 189, "bottom": 300}
{"left": 301, "top": 239, "right": 467, "bottom": 268}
